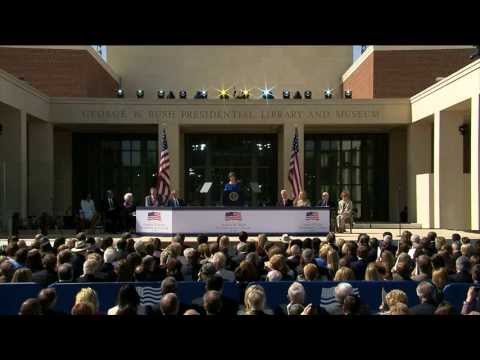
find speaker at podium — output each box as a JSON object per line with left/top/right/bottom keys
{"left": 222, "top": 171, "right": 244, "bottom": 207}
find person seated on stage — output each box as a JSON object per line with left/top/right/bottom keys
{"left": 316, "top": 191, "right": 334, "bottom": 208}
{"left": 145, "top": 187, "right": 163, "bottom": 207}
{"left": 102, "top": 189, "right": 119, "bottom": 233}
{"left": 121, "top": 193, "right": 136, "bottom": 232}
{"left": 79, "top": 193, "right": 100, "bottom": 234}
{"left": 277, "top": 189, "right": 294, "bottom": 207}
{"left": 166, "top": 190, "right": 186, "bottom": 208}
{"left": 336, "top": 191, "right": 353, "bottom": 233}
{"left": 294, "top": 190, "right": 311, "bottom": 207}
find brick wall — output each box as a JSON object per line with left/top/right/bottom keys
{"left": 0, "top": 48, "right": 118, "bottom": 97}
{"left": 343, "top": 48, "right": 475, "bottom": 99}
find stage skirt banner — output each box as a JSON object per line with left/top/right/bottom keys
{"left": 135, "top": 207, "right": 330, "bottom": 236}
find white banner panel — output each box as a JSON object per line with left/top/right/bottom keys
{"left": 136, "top": 208, "right": 330, "bottom": 235}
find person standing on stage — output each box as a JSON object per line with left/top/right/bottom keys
{"left": 223, "top": 172, "right": 243, "bottom": 206}
{"left": 145, "top": 187, "right": 164, "bottom": 207}
{"left": 277, "top": 189, "right": 293, "bottom": 207}
{"left": 121, "top": 193, "right": 136, "bottom": 232}
{"left": 166, "top": 190, "right": 186, "bottom": 208}
{"left": 336, "top": 191, "right": 353, "bottom": 233}
{"left": 294, "top": 190, "right": 311, "bottom": 207}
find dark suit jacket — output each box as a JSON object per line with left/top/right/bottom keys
{"left": 448, "top": 271, "right": 473, "bottom": 283}
{"left": 350, "top": 258, "right": 368, "bottom": 280}
{"left": 166, "top": 198, "right": 186, "bottom": 208}
{"left": 316, "top": 199, "right": 335, "bottom": 208}
{"left": 77, "top": 273, "right": 107, "bottom": 283}
{"left": 409, "top": 303, "right": 437, "bottom": 315}
{"left": 31, "top": 269, "right": 58, "bottom": 288}
{"left": 102, "top": 197, "right": 119, "bottom": 213}
{"left": 191, "top": 295, "right": 239, "bottom": 316}
{"left": 276, "top": 199, "right": 294, "bottom": 207}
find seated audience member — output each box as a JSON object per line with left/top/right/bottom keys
{"left": 77, "top": 258, "right": 103, "bottom": 283}
{"left": 451, "top": 241, "right": 462, "bottom": 262}
{"left": 71, "top": 302, "right": 95, "bottom": 315}
{"left": 392, "top": 256, "right": 413, "bottom": 281}
{"left": 37, "top": 288, "right": 62, "bottom": 316}
{"left": 350, "top": 245, "right": 369, "bottom": 281}
{"left": 234, "top": 260, "right": 258, "bottom": 284}
{"left": 326, "top": 232, "right": 339, "bottom": 252}
{"left": 211, "top": 252, "right": 235, "bottom": 282}
{"left": 294, "top": 190, "right": 311, "bottom": 207}
{"left": 432, "top": 268, "right": 449, "bottom": 290}
{"left": 19, "top": 298, "right": 42, "bottom": 315}
{"left": 79, "top": 193, "right": 99, "bottom": 233}
{"left": 435, "top": 302, "right": 458, "bottom": 315}
{"left": 409, "top": 281, "right": 438, "bottom": 315}
{"left": 15, "top": 248, "right": 28, "bottom": 268}
{"left": 57, "top": 263, "right": 74, "bottom": 283}
{"left": 342, "top": 295, "right": 369, "bottom": 315}
{"left": 181, "top": 248, "right": 200, "bottom": 281}
{"left": 11, "top": 268, "right": 33, "bottom": 283}
{"left": 239, "top": 284, "right": 271, "bottom": 316}
{"left": 412, "top": 255, "right": 432, "bottom": 281}
{"left": 158, "top": 293, "right": 180, "bottom": 316}
{"left": 334, "top": 266, "right": 355, "bottom": 281}
{"left": 276, "top": 282, "right": 328, "bottom": 316}
{"left": 448, "top": 256, "right": 473, "bottom": 283}
{"left": 266, "top": 269, "right": 283, "bottom": 282}
{"left": 268, "top": 254, "right": 295, "bottom": 281}
{"left": 108, "top": 284, "right": 147, "bottom": 315}
{"left": 364, "top": 262, "right": 382, "bottom": 281}
{"left": 277, "top": 189, "right": 293, "bottom": 207}
{"left": 198, "top": 262, "right": 217, "bottom": 282}
{"left": 74, "top": 287, "right": 100, "bottom": 315}
{"left": 101, "top": 247, "right": 118, "bottom": 281}
{"left": 166, "top": 190, "right": 186, "bottom": 208}
{"left": 299, "top": 263, "right": 320, "bottom": 281}
{"left": 388, "top": 302, "right": 410, "bottom": 315}
{"left": 461, "top": 285, "right": 480, "bottom": 315}
{"left": 120, "top": 193, "right": 136, "bottom": 232}
{"left": 193, "top": 275, "right": 239, "bottom": 315}
{"left": 31, "top": 253, "right": 58, "bottom": 287}
{"left": 287, "top": 244, "right": 302, "bottom": 269}
{"left": 315, "top": 244, "right": 329, "bottom": 269}
{"left": 322, "top": 282, "right": 353, "bottom": 315}
{"left": 380, "top": 289, "right": 409, "bottom": 315}
{"left": 203, "top": 290, "right": 223, "bottom": 316}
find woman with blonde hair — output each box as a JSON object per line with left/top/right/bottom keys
{"left": 432, "top": 267, "right": 449, "bottom": 290}
{"left": 11, "top": 268, "right": 33, "bottom": 283}
{"left": 294, "top": 190, "right": 311, "bottom": 207}
{"left": 241, "top": 284, "right": 270, "bottom": 315}
{"left": 380, "top": 250, "right": 395, "bottom": 279}
{"left": 365, "top": 262, "right": 382, "bottom": 281}
{"left": 379, "top": 289, "right": 409, "bottom": 314}
{"left": 334, "top": 266, "right": 356, "bottom": 281}
{"left": 75, "top": 287, "right": 100, "bottom": 314}
{"left": 326, "top": 249, "right": 339, "bottom": 279}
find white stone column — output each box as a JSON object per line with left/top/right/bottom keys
{"left": 20, "top": 111, "right": 28, "bottom": 219}
{"left": 282, "top": 123, "right": 304, "bottom": 199}
{"left": 471, "top": 95, "right": 480, "bottom": 230}
{"left": 160, "top": 123, "right": 181, "bottom": 195}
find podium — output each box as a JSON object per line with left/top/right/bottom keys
{"left": 222, "top": 182, "right": 243, "bottom": 206}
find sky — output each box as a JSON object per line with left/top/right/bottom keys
{"left": 93, "top": 45, "right": 364, "bottom": 64}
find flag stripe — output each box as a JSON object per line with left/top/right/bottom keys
{"left": 288, "top": 128, "right": 302, "bottom": 199}
{"left": 157, "top": 129, "right": 171, "bottom": 199}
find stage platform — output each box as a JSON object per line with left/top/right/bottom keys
{"left": 1, "top": 225, "right": 479, "bottom": 245}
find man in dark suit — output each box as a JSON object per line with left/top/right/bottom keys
{"left": 102, "top": 190, "right": 120, "bottom": 233}
{"left": 149, "top": 277, "right": 191, "bottom": 316}
{"left": 409, "top": 281, "right": 438, "bottom": 315}
{"left": 31, "top": 253, "right": 58, "bottom": 288}
{"left": 165, "top": 190, "right": 186, "bottom": 208}
{"left": 316, "top": 191, "right": 335, "bottom": 208}
{"left": 350, "top": 245, "right": 369, "bottom": 280}
{"left": 448, "top": 256, "right": 473, "bottom": 283}
{"left": 191, "top": 275, "right": 239, "bottom": 316}
{"left": 277, "top": 189, "right": 294, "bottom": 207}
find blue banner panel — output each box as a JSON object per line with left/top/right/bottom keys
{"left": 0, "top": 283, "right": 42, "bottom": 315}
{"left": 442, "top": 283, "right": 472, "bottom": 312}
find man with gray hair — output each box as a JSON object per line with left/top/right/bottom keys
{"left": 409, "top": 281, "right": 438, "bottom": 315}
{"left": 266, "top": 270, "right": 283, "bottom": 282}
{"left": 212, "top": 252, "right": 235, "bottom": 282}
{"left": 322, "top": 282, "right": 354, "bottom": 315}
{"left": 448, "top": 256, "right": 473, "bottom": 283}
{"left": 77, "top": 258, "right": 103, "bottom": 282}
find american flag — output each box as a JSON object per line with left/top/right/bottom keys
{"left": 157, "top": 128, "right": 171, "bottom": 199}
{"left": 225, "top": 211, "right": 242, "bottom": 221}
{"left": 306, "top": 211, "right": 320, "bottom": 221}
{"left": 147, "top": 211, "right": 162, "bottom": 221}
{"left": 288, "top": 127, "right": 302, "bottom": 199}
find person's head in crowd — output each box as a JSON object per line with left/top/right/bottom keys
{"left": 0, "top": 260, "right": 14, "bottom": 282}
{"left": 125, "top": 238, "right": 136, "bottom": 254}
{"left": 244, "top": 284, "right": 267, "bottom": 315}
{"left": 17, "top": 240, "right": 27, "bottom": 249}
{"left": 432, "top": 268, "right": 449, "bottom": 290}
{"left": 301, "top": 248, "right": 314, "bottom": 266}
{"left": 15, "top": 248, "right": 28, "bottom": 266}
{"left": 451, "top": 233, "right": 461, "bottom": 244}
{"left": 369, "top": 237, "right": 379, "bottom": 251}
{"left": 184, "top": 309, "right": 200, "bottom": 315}
{"left": 160, "top": 276, "right": 177, "bottom": 296}
{"left": 31, "top": 237, "right": 42, "bottom": 250}
{"left": 58, "top": 263, "right": 74, "bottom": 282}
{"left": 288, "top": 303, "right": 305, "bottom": 315}
{"left": 402, "top": 230, "right": 412, "bottom": 242}
{"left": 380, "top": 250, "right": 395, "bottom": 274}
{"left": 245, "top": 252, "right": 260, "bottom": 267}
{"left": 357, "top": 245, "right": 369, "bottom": 260}
{"left": 334, "top": 266, "right": 355, "bottom": 281}
{"left": 141, "top": 255, "right": 156, "bottom": 274}
{"left": 326, "top": 232, "right": 335, "bottom": 247}
{"left": 434, "top": 302, "right": 457, "bottom": 315}
{"left": 385, "top": 289, "right": 408, "bottom": 309}
{"left": 461, "top": 244, "right": 473, "bottom": 257}
{"left": 75, "top": 287, "right": 99, "bottom": 313}
{"left": 43, "top": 253, "right": 57, "bottom": 272}
{"left": 218, "top": 235, "right": 231, "bottom": 254}
{"left": 82, "top": 259, "right": 98, "bottom": 277}
{"left": 435, "top": 236, "right": 446, "bottom": 251}
{"left": 133, "top": 239, "right": 146, "bottom": 257}
{"left": 65, "top": 238, "right": 76, "bottom": 249}
{"left": 336, "top": 238, "right": 346, "bottom": 253}
{"left": 209, "top": 242, "right": 219, "bottom": 256}
{"left": 19, "top": 298, "right": 42, "bottom": 315}
{"left": 71, "top": 302, "right": 95, "bottom": 315}
{"left": 126, "top": 252, "right": 142, "bottom": 272}
{"left": 117, "top": 284, "right": 140, "bottom": 311}
{"left": 319, "top": 244, "right": 330, "bottom": 260}
{"left": 427, "top": 231, "right": 437, "bottom": 243}
{"left": 212, "top": 252, "right": 227, "bottom": 271}
{"left": 365, "top": 262, "right": 382, "bottom": 281}
{"left": 160, "top": 293, "right": 179, "bottom": 316}
{"left": 397, "top": 242, "right": 410, "bottom": 256}
{"left": 172, "top": 233, "right": 185, "bottom": 247}
{"left": 455, "top": 255, "right": 471, "bottom": 274}
{"left": 389, "top": 303, "right": 410, "bottom": 315}
{"left": 303, "top": 238, "right": 313, "bottom": 250}
{"left": 357, "top": 233, "right": 370, "bottom": 247}
{"left": 116, "top": 238, "right": 127, "bottom": 253}
{"left": 266, "top": 270, "right": 283, "bottom": 282}
{"left": 287, "top": 282, "right": 305, "bottom": 305}
{"left": 103, "top": 247, "right": 118, "bottom": 265}
{"left": 461, "top": 237, "right": 470, "bottom": 244}
{"left": 269, "top": 254, "right": 289, "bottom": 276}
{"left": 151, "top": 238, "right": 162, "bottom": 254}
{"left": 411, "top": 234, "right": 421, "bottom": 248}
{"left": 303, "top": 263, "right": 319, "bottom": 281}
{"left": 238, "top": 231, "right": 248, "bottom": 244}
{"left": 197, "top": 234, "right": 208, "bottom": 245}
{"left": 6, "top": 243, "right": 19, "bottom": 258}
{"left": 52, "top": 237, "right": 66, "bottom": 253}
{"left": 184, "top": 247, "right": 199, "bottom": 264}
{"left": 327, "top": 249, "right": 339, "bottom": 274}
{"left": 198, "top": 262, "right": 216, "bottom": 282}
{"left": 451, "top": 241, "right": 461, "bottom": 255}
{"left": 416, "top": 255, "right": 433, "bottom": 278}
{"left": 197, "top": 243, "right": 211, "bottom": 260}
{"left": 342, "top": 295, "right": 364, "bottom": 315}
{"left": 382, "top": 235, "right": 393, "bottom": 250}
{"left": 8, "top": 235, "right": 19, "bottom": 246}
{"left": 205, "top": 274, "right": 224, "bottom": 292}
{"left": 100, "top": 237, "right": 114, "bottom": 252}
{"left": 37, "top": 288, "right": 57, "bottom": 314}
{"left": 123, "top": 192, "right": 134, "bottom": 206}
{"left": 57, "top": 249, "right": 73, "bottom": 266}
{"left": 344, "top": 241, "right": 357, "bottom": 258}
{"left": 334, "top": 282, "right": 353, "bottom": 305}
{"left": 470, "top": 254, "right": 480, "bottom": 268}
{"left": 289, "top": 244, "right": 301, "bottom": 258}
{"left": 203, "top": 290, "right": 223, "bottom": 315}
{"left": 472, "top": 264, "right": 480, "bottom": 283}
{"left": 234, "top": 260, "right": 258, "bottom": 283}
{"left": 431, "top": 253, "right": 445, "bottom": 271}
{"left": 312, "top": 237, "right": 321, "bottom": 255}
{"left": 11, "top": 268, "right": 33, "bottom": 282}
{"left": 416, "top": 281, "right": 436, "bottom": 305}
